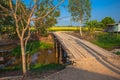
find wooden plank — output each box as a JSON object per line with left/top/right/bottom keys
{"left": 53, "top": 32, "right": 95, "bottom": 61}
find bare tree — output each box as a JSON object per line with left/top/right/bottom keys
{"left": 0, "top": 0, "right": 64, "bottom": 75}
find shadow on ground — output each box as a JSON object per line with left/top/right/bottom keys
{"left": 41, "top": 66, "right": 120, "bottom": 80}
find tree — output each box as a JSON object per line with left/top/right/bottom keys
{"left": 86, "top": 20, "right": 99, "bottom": 32}
{"left": 0, "top": 0, "right": 15, "bottom": 34}
{"left": 68, "top": 0, "right": 91, "bottom": 36}
{"left": 101, "top": 17, "right": 115, "bottom": 28}
{"left": 0, "top": 0, "right": 64, "bottom": 75}
{"left": 35, "top": 2, "right": 60, "bottom": 36}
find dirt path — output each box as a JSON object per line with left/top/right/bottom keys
{"left": 32, "top": 32, "right": 120, "bottom": 80}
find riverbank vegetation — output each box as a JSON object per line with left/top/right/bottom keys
{"left": 92, "top": 32, "right": 120, "bottom": 50}
{"left": 12, "top": 41, "right": 53, "bottom": 57}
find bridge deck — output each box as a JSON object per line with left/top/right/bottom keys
{"left": 53, "top": 32, "right": 117, "bottom": 61}
{"left": 53, "top": 32, "right": 120, "bottom": 79}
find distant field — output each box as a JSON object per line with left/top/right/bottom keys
{"left": 48, "top": 27, "right": 102, "bottom": 31}
{"left": 30, "top": 26, "right": 103, "bottom": 31}
{"left": 48, "top": 27, "right": 79, "bottom": 31}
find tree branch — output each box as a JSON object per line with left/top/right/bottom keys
{"left": 32, "top": 0, "right": 64, "bottom": 21}
{"left": 0, "top": 4, "right": 10, "bottom": 12}
{"left": 22, "top": 0, "right": 38, "bottom": 36}
{"left": 25, "top": 27, "right": 31, "bottom": 53}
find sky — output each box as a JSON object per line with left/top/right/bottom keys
{"left": 24, "top": 0, "right": 120, "bottom": 26}
{"left": 56, "top": 0, "right": 120, "bottom": 26}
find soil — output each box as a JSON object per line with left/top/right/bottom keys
{"left": 0, "top": 70, "right": 60, "bottom": 80}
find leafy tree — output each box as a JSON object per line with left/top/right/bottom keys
{"left": 68, "top": 0, "right": 91, "bottom": 36}
{"left": 101, "top": 17, "right": 115, "bottom": 28}
{"left": 0, "top": 0, "right": 64, "bottom": 75}
{"left": 0, "top": 0, "right": 15, "bottom": 34}
{"left": 35, "top": 2, "right": 60, "bottom": 36}
{"left": 86, "top": 20, "right": 99, "bottom": 32}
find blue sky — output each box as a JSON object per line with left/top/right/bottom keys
{"left": 56, "top": 0, "right": 120, "bottom": 26}
{"left": 24, "top": 0, "right": 120, "bottom": 26}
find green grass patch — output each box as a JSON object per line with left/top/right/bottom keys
{"left": 12, "top": 41, "right": 53, "bottom": 56}
{"left": 114, "top": 51, "right": 120, "bottom": 55}
{"left": 92, "top": 33, "right": 120, "bottom": 50}
{"left": 0, "top": 64, "right": 65, "bottom": 72}
{"left": 30, "top": 63, "right": 65, "bottom": 72}
{"left": 0, "top": 65, "right": 22, "bottom": 72}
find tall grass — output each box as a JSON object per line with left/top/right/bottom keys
{"left": 92, "top": 32, "right": 120, "bottom": 50}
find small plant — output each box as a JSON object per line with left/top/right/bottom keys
{"left": 114, "top": 51, "right": 120, "bottom": 55}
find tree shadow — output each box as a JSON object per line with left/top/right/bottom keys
{"left": 44, "top": 66, "right": 120, "bottom": 80}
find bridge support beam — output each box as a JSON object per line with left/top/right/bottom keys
{"left": 54, "top": 38, "right": 58, "bottom": 63}
{"left": 59, "top": 44, "right": 63, "bottom": 64}
{"left": 54, "top": 38, "right": 64, "bottom": 64}
{"left": 54, "top": 36, "right": 67, "bottom": 64}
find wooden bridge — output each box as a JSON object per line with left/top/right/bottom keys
{"left": 53, "top": 32, "right": 118, "bottom": 63}
{"left": 51, "top": 32, "right": 120, "bottom": 80}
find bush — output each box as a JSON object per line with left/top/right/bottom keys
{"left": 12, "top": 41, "right": 53, "bottom": 57}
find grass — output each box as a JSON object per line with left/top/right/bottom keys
{"left": 0, "top": 65, "right": 22, "bottom": 72}
{"left": 30, "top": 63, "right": 65, "bottom": 72}
{"left": 114, "top": 51, "right": 120, "bottom": 55}
{"left": 0, "top": 64, "right": 65, "bottom": 73}
{"left": 92, "top": 32, "right": 120, "bottom": 50}
{"left": 12, "top": 41, "right": 53, "bottom": 56}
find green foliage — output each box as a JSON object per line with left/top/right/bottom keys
{"left": 35, "top": 1, "right": 60, "bottom": 36}
{"left": 0, "top": 0, "right": 15, "bottom": 34}
{"left": 0, "top": 63, "right": 65, "bottom": 72}
{"left": 92, "top": 33, "right": 120, "bottom": 50}
{"left": 68, "top": 0, "right": 91, "bottom": 22}
{"left": 30, "top": 63, "right": 65, "bottom": 72}
{"left": 0, "top": 65, "right": 22, "bottom": 72}
{"left": 101, "top": 17, "right": 115, "bottom": 28}
{"left": 114, "top": 51, "right": 120, "bottom": 55}
{"left": 12, "top": 41, "right": 53, "bottom": 56}
{"left": 86, "top": 20, "right": 99, "bottom": 28}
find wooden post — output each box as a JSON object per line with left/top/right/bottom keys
{"left": 59, "top": 44, "right": 63, "bottom": 64}
{"left": 54, "top": 37, "right": 63, "bottom": 64}
{"left": 55, "top": 39, "right": 59, "bottom": 63}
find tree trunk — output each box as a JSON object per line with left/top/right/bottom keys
{"left": 79, "top": 27, "right": 82, "bottom": 37}
{"left": 27, "top": 54, "right": 31, "bottom": 71}
{"left": 79, "top": 20, "right": 82, "bottom": 37}
{"left": 20, "top": 39, "right": 27, "bottom": 74}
